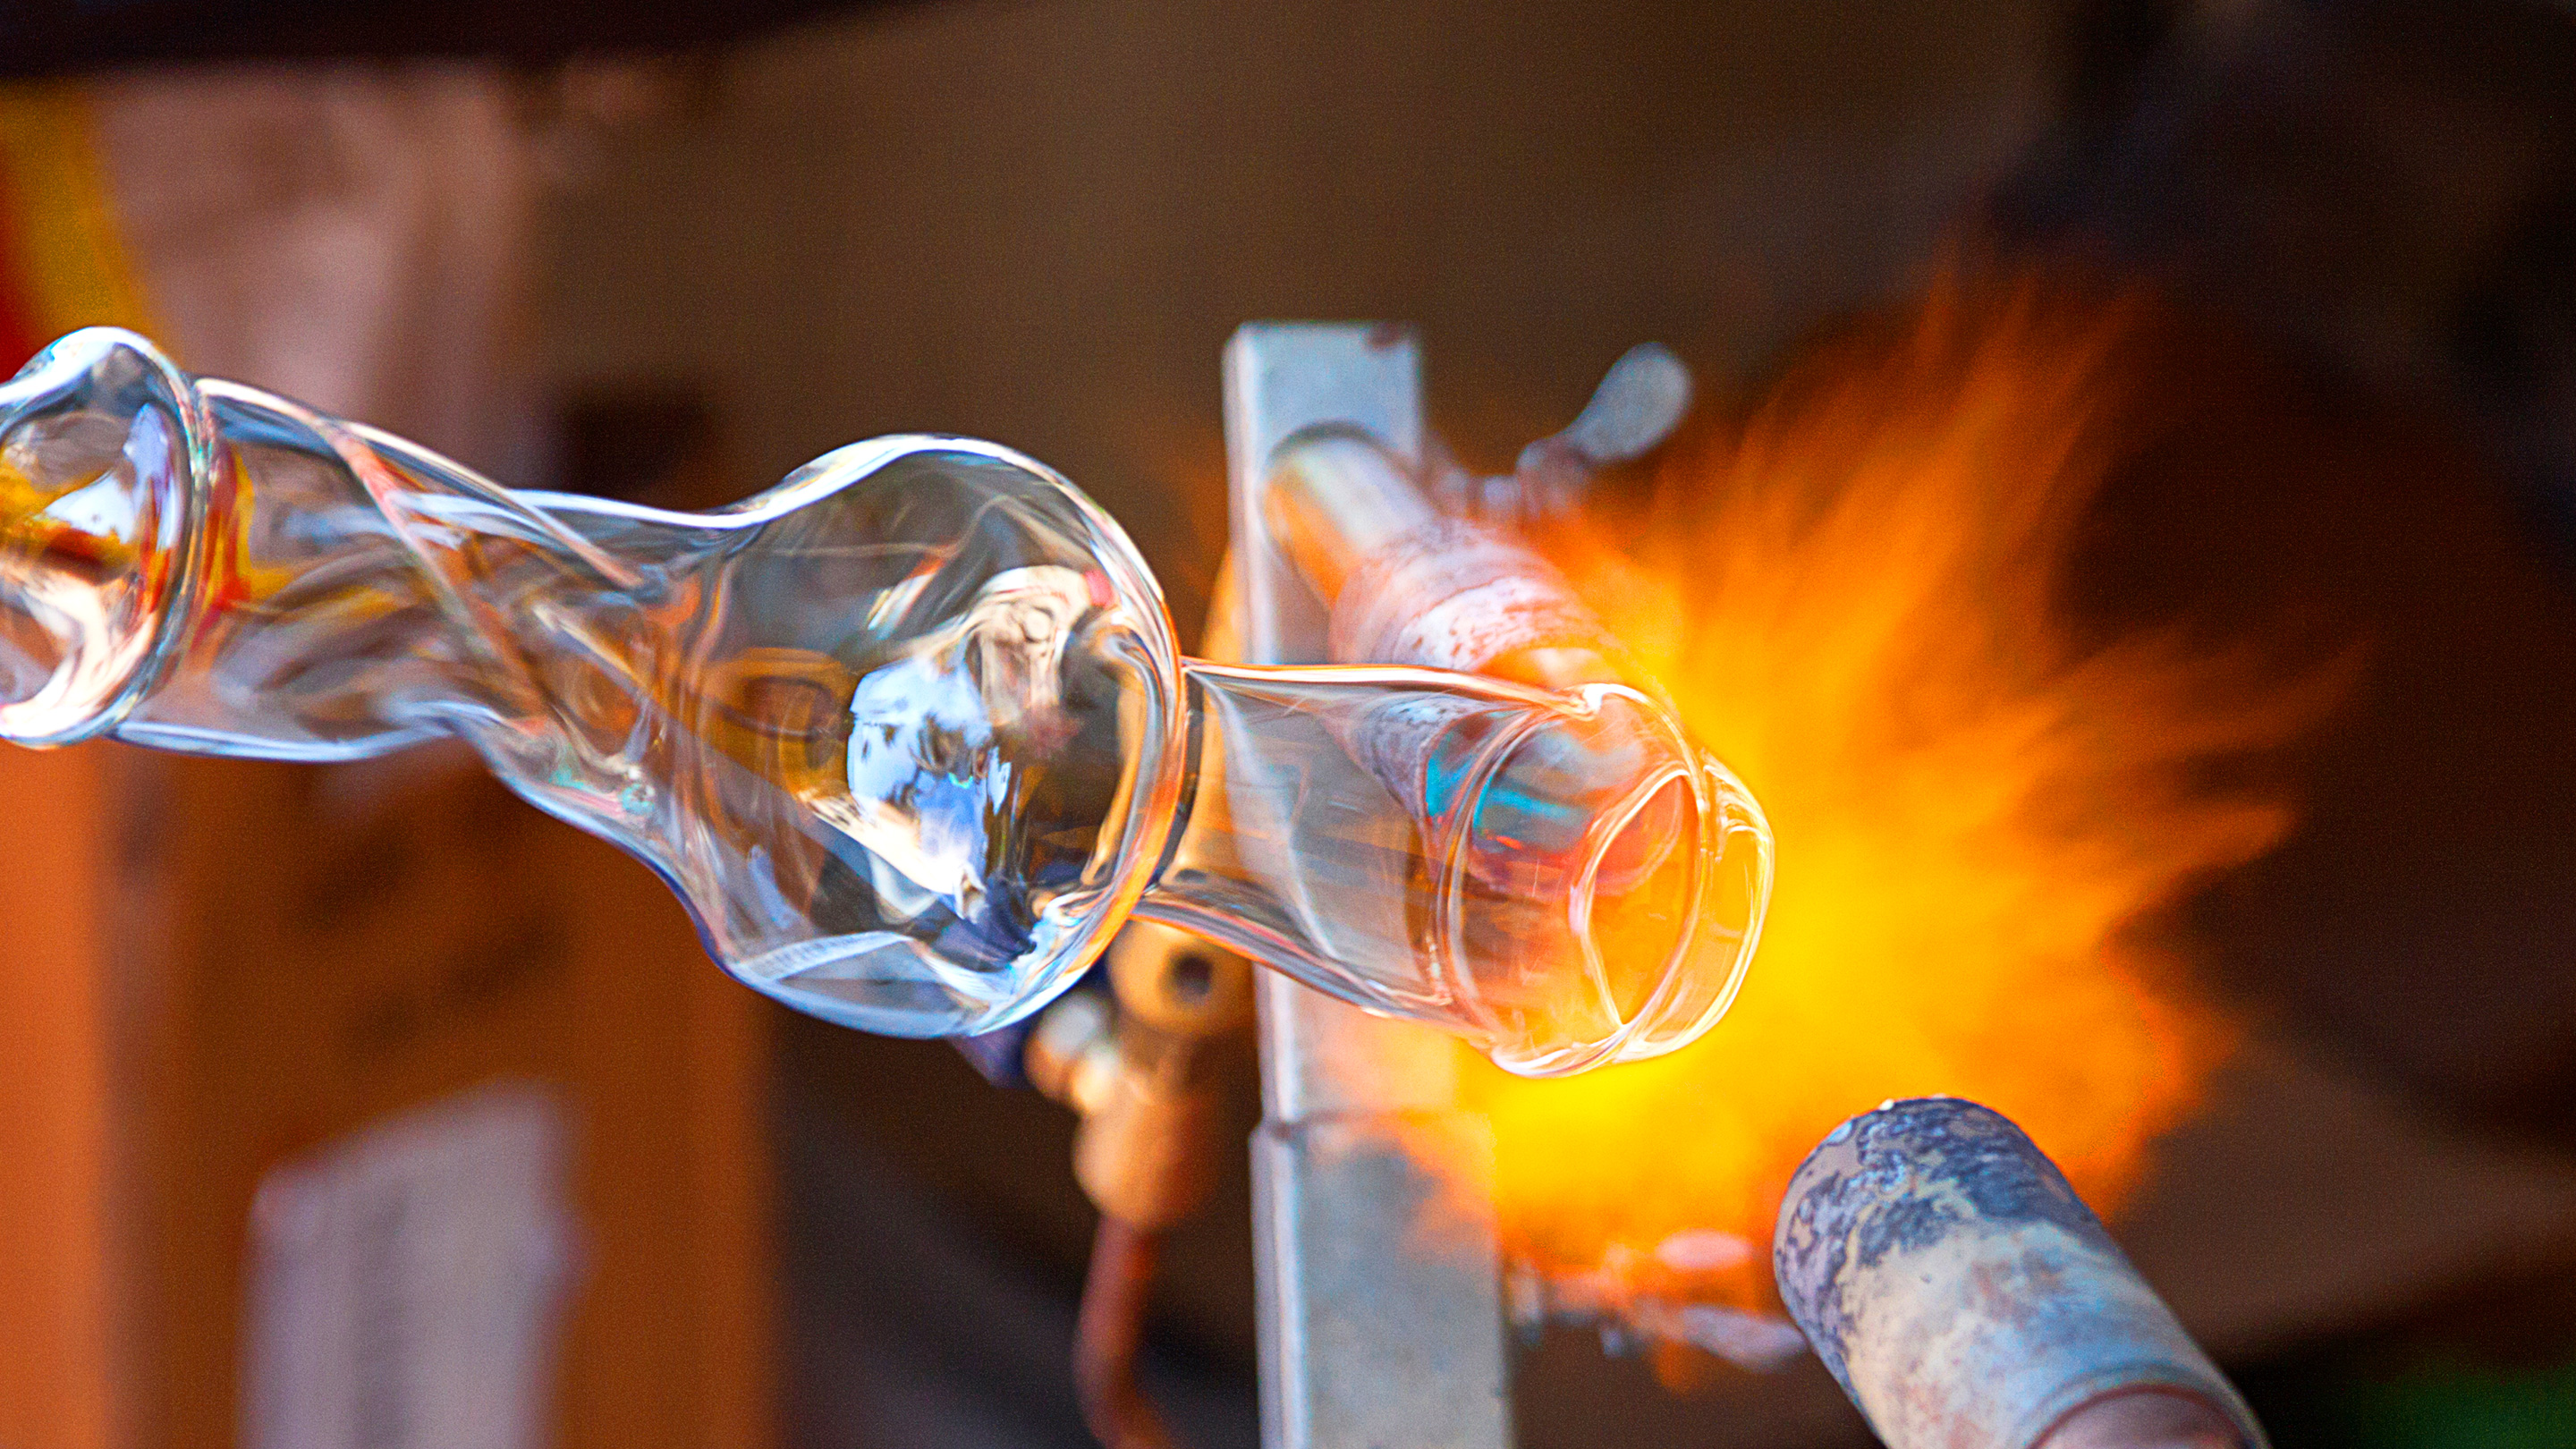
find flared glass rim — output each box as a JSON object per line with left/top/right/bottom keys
{"left": 0, "top": 327, "right": 216, "bottom": 747}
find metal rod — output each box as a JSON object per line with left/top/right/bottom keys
{"left": 1224, "top": 323, "right": 1514, "bottom": 1449}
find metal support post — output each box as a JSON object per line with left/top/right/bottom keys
{"left": 1224, "top": 324, "right": 1515, "bottom": 1449}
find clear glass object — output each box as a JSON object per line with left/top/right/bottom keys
{"left": 0, "top": 328, "right": 1771, "bottom": 1075}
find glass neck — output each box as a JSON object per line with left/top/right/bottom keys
{"left": 1137, "top": 658, "right": 1768, "bottom": 1077}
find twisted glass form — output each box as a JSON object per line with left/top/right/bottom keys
{"left": 0, "top": 328, "right": 1771, "bottom": 1075}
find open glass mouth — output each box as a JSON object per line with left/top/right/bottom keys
{"left": 1136, "top": 666, "right": 1771, "bottom": 1075}
{"left": 0, "top": 326, "right": 1773, "bottom": 1073}
{"left": 0, "top": 330, "right": 209, "bottom": 746}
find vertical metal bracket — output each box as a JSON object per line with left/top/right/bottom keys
{"left": 1224, "top": 324, "right": 1513, "bottom": 1449}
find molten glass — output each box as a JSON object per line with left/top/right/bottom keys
{"left": 0, "top": 328, "right": 1770, "bottom": 1075}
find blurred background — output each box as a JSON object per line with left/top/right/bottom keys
{"left": 3, "top": 1, "right": 2574, "bottom": 1447}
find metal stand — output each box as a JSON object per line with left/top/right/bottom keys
{"left": 1224, "top": 325, "right": 1514, "bottom": 1449}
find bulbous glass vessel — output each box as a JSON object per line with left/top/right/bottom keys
{"left": 0, "top": 328, "right": 1770, "bottom": 1075}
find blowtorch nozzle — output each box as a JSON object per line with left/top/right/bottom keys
{"left": 1774, "top": 1097, "right": 2267, "bottom": 1449}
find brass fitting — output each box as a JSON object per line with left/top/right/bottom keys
{"left": 1027, "top": 920, "right": 1252, "bottom": 1230}
{"left": 1108, "top": 919, "right": 1254, "bottom": 1040}
{"left": 1025, "top": 989, "right": 1122, "bottom": 1115}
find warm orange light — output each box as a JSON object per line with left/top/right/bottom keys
{"left": 1449, "top": 281, "right": 2345, "bottom": 1325}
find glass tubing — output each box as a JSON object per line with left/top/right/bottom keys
{"left": 0, "top": 328, "right": 1771, "bottom": 1076}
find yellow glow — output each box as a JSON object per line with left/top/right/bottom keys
{"left": 1445, "top": 282, "right": 2345, "bottom": 1310}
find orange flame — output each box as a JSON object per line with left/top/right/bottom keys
{"left": 1453, "top": 280, "right": 2347, "bottom": 1314}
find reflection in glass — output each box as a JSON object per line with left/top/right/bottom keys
{"left": 0, "top": 328, "right": 1770, "bottom": 1075}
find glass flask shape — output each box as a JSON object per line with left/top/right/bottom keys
{"left": 0, "top": 327, "right": 1772, "bottom": 1075}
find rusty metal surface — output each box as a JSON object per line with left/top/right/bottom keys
{"left": 1324, "top": 518, "right": 1608, "bottom": 677}
{"left": 1774, "top": 1097, "right": 2266, "bottom": 1449}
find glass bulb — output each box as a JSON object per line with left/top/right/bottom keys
{"left": 0, "top": 328, "right": 1772, "bottom": 1075}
